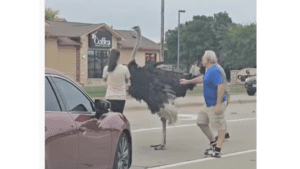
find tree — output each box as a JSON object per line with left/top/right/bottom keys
{"left": 45, "top": 7, "right": 60, "bottom": 21}
{"left": 165, "top": 15, "right": 216, "bottom": 72}
{"left": 165, "top": 29, "right": 179, "bottom": 64}
{"left": 165, "top": 12, "right": 256, "bottom": 73}
{"left": 212, "top": 12, "right": 233, "bottom": 59}
{"left": 180, "top": 15, "right": 215, "bottom": 72}
{"left": 219, "top": 23, "right": 256, "bottom": 69}
{"left": 165, "top": 14, "right": 231, "bottom": 72}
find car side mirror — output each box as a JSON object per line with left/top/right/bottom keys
{"left": 94, "top": 99, "right": 111, "bottom": 118}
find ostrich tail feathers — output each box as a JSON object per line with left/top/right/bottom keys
{"left": 158, "top": 104, "right": 178, "bottom": 125}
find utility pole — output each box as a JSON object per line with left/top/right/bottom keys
{"left": 177, "top": 10, "right": 185, "bottom": 71}
{"left": 160, "top": 0, "right": 164, "bottom": 62}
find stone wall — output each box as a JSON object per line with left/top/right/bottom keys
{"left": 45, "top": 37, "right": 78, "bottom": 83}
{"left": 230, "top": 68, "right": 257, "bottom": 85}
{"left": 45, "top": 38, "right": 59, "bottom": 69}
{"left": 230, "top": 70, "right": 240, "bottom": 84}
{"left": 57, "top": 46, "right": 77, "bottom": 81}
{"left": 79, "top": 34, "right": 89, "bottom": 84}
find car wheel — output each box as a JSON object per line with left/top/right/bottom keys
{"left": 113, "top": 132, "right": 131, "bottom": 169}
{"left": 247, "top": 90, "right": 256, "bottom": 96}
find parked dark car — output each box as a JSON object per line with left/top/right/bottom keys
{"left": 45, "top": 68, "right": 132, "bottom": 169}
{"left": 245, "top": 76, "right": 256, "bottom": 96}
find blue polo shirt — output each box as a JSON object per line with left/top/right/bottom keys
{"left": 203, "top": 65, "right": 226, "bottom": 107}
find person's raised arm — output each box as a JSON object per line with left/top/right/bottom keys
{"left": 180, "top": 76, "right": 203, "bottom": 85}
{"left": 125, "top": 66, "right": 130, "bottom": 84}
{"left": 103, "top": 66, "right": 108, "bottom": 82}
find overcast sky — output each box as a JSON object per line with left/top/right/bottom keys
{"left": 45, "top": 0, "right": 256, "bottom": 42}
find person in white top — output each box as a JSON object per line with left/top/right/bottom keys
{"left": 103, "top": 49, "right": 130, "bottom": 113}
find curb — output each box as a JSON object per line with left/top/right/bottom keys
{"left": 124, "top": 99, "right": 256, "bottom": 111}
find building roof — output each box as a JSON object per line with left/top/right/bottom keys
{"left": 45, "top": 21, "right": 166, "bottom": 51}
{"left": 57, "top": 37, "right": 82, "bottom": 46}
{"left": 45, "top": 21, "right": 51, "bottom": 27}
{"left": 46, "top": 21, "right": 103, "bottom": 37}
{"left": 116, "top": 30, "right": 167, "bottom": 51}
{"left": 45, "top": 21, "right": 124, "bottom": 39}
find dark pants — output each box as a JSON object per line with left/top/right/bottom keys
{"left": 107, "top": 100, "right": 126, "bottom": 113}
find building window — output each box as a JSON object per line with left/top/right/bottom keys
{"left": 88, "top": 50, "right": 110, "bottom": 78}
{"left": 145, "top": 53, "right": 156, "bottom": 63}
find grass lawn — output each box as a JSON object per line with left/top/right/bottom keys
{"left": 187, "top": 84, "right": 247, "bottom": 95}
{"left": 84, "top": 84, "right": 247, "bottom": 98}
{"left": 83, "top": 86, "right": 107, "bottom": 98}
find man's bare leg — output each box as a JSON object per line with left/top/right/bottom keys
{"left": 216, "top": 129, "right": 226, "bottom": 148}
{"left": 197, "top": 124, "right": 215, "bottom": 142}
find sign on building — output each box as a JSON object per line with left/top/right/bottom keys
{"left": 89, "top": 29, "right": 112, "bottom": 48}
{"left": 237, "top": 68, "right": 256, "bottom": 82}
{"left": 145, "top": 53, "right": 156, "bottom": 62}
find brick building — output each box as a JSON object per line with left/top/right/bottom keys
{"left": 45, "top": 21, "right": 166, "bottom": 86}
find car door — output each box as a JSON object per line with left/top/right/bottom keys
{"left": 51, "top": 76, "right": 112, "bottom": 169}
{"left": 45, "top": 76, "right": 78, "bottom": 169}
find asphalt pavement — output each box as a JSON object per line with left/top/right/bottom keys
{"left": 92, "top": 93, "right": 257, "bottom": 169}
{"left": 125, "top": 102, "right": 257, "bottom": 169}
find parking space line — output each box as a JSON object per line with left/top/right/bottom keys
{"left": 178, "top": 114, "right": 197, "bottom": 121}
{"left": 131, "top": 118, "right": 256, "bottom": 133}
{"left": 148, "top": 149, "right": 256, "bottom": 169}
{"left": 227, "top": 117, "right": 256, "bottom": 122}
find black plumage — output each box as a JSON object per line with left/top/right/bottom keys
{"left": 127, "top": 61, "right": 196, "bottom": 114}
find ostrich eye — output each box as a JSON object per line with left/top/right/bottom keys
{"left": 132, "top": 36, "right": 136, "bottom": 39}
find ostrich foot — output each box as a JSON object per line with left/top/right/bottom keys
{"left": 150, "top": 144, "right": 165, "bottom": 150}
{"left": 150, "top": 144, "right": 161, "bottom": 147}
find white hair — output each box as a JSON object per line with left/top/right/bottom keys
{"left": 203, "top": 50, "right": 218, "bottom": 64}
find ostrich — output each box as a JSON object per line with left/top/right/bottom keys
{"left": 127, "top": 26, "right": 197, "bottom": 150}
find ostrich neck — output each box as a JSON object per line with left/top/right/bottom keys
{"left": 130, "top": 30, "right": 141, "bottom": 61}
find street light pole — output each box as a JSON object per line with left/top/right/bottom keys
{"left": 160, "top": 0, "right": 164, "bottom": 62}
{"left": 177, "top": 10, "right": 185, "bottom": 71}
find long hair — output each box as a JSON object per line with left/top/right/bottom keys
{"left": 108, "top": 49, "right": 120, "bottom": 72}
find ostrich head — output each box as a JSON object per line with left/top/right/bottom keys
{"left": 130, "top": 26, "right": 142, "bottom": 61}
{"left": 189, "top": 64, "right": 200, "bottom": 77}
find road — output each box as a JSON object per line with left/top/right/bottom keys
{"left": 123, "top": 102, "right": 256, "bottom": 169}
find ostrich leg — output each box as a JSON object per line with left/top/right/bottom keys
{"left": 150, "top": 117, "right": 167, "bottom": 150}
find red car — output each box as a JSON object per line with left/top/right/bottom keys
{"left": 45, "top": 68, "right": 132, "bottom": 169}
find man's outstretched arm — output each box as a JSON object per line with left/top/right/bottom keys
{"left": 180, "top": 76, "right": 203, "bottom": 85}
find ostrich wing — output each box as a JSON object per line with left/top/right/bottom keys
{"left": 128, "top": 62, "right": 170, "bottom": 114}
{"left": 128, "top": 61, "right": 197, "bottom": 114}
{"left": 155, "top": 68, "right": 196, "bottom": 97}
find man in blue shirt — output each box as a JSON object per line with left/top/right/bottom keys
{"left": 180, "top": 50, "right": 228, "bottom": 158}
